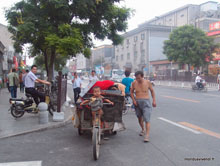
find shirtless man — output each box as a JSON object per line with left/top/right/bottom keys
{"left": 130, "top": 71, "right": 156, "bottom": 142}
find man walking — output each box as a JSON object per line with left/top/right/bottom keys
{"left": 72, "top": 72, "right": 82, "bottom": 103}
{"left": 122, "top": 70, "right": 134, "bottom": 95}
{"left": 89, "top": 70, "right": 99, "bottom": 83}
{"left": 25, "top": 65, "right": 50, "bottom": 105}
{"left": 130, "top": 71, "right": 156, "bottom": 142}
{"left": 8, "top": 68, "right": 19, "bottom": 98}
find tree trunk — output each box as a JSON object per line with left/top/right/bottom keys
{"left": 48, "top": 49, "right": 56, "bottom": 81}
{"left": 43, "top": 50, "right": 49, "bottom": 77}
{"left": 187, "top": 64, "right": 190, "bottom": 72}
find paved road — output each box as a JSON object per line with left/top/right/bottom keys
{"left": 0, "top": 86, "right": 219, "bottom": 166}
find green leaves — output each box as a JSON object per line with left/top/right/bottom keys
{"left": 164, "top": 25, "right": 219, "bottom": 68}
{"left": 5, "top": 0, "right": 131, "bottom": 79}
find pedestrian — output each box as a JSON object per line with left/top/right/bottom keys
{"left": 7, "top": 68, "right": 19, "bottom": 98}
{"left": 25, "top": 65, "right": 50, "bottom": 105}
{"left": 217, "top": 73, "right": 220, "bottom": 91}
{"left": 89, "top": 70, "right": 99, "bottom": 83}
{"left": 19, "top": 71, "right": 24, "bottom": 93}
{"left": 130, "top": 71, "right": 156, "bottom": 142}
{"left": 122, "top": 70, "right": 134, "bottom": 96}
{"left": 72, "top": 72, "right": 82, "bottom": 103}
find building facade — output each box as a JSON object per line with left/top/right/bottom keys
{"left": 0, "top": 23, "right": 22, "bottom": 85}
{"left": 91, "top": 45, "right": 114, "bottom": 75}
{"left": 136, "top": 1, "right": 220, "bottom": 75}
{"left": 114, "top": 25, "right": 172, "bottom": 74}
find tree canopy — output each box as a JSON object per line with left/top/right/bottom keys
{"left": 5, "top": 0, "right": 131, "bottom": 80}
{"left": 163, "top": 25, "right": 219, "bottom": 71}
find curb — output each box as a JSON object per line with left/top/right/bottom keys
{"left": 0, "top": 113, "right": 73, "bottom": 140}
{"left": 155, "top": 83, "right": 217, "bottom": 91}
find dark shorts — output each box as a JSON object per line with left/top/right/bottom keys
{"left": 135, "top": 99, "right": 152, "bottom": 122}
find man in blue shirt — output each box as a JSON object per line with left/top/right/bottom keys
{"left": 122, "top": 70, "right": 134, "bottom": 95}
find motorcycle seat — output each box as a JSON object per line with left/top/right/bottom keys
{"left": 25, "top": 93, "right": 32, "bottom": 98}
{"left": 10, "top": 98, "right": 24, "bottom": 101}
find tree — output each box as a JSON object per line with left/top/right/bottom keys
{"left": 5, "top": 0, "right": 131, "bottom": 80}
{"left": 163, "top": 25, "right": 219, "bottom": 71}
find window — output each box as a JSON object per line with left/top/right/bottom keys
{"left": 121, "top": 54, "right": 124, "bottom": 61}
{"left": 133, "top": 44, "right": 137, "bottom": 51}
{"left": 134, "top": 51, "right": 138, "bottom": 61}
{"left": 141, "top": 33, "right": 145, "bottom": 40}
{"left": 140, "top": 42, "right": 144, "bottom": 50}
{"left": 181, "top": 14, "right": 184, "bottom": 17}
{"left": 126, "top": 39, "right": 130, "bottom": 45}
{"left": 169, "top": 18, "right": 172, "bottom": 21}
{"left": 134, "top": 36, "right": 138, "bottom": 42}
{"left": 141, "top": 50, "right": 145, "bottom": 57}
{"left": 116, "top": 56, "right": 118, "bottom": 61}
{"left": 127, "top": 53, "right": 130, "bottom": 60}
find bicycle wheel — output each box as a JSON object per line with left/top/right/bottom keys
{"left": 92, "top": 128, "right": 100, "bottom": 160}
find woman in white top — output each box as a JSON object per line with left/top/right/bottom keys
{"left": 89, "top": 70, "right": 99, "bottom": 83}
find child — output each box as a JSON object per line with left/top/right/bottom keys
{"left": 80, "top": 86, "right": 114, "bottom": 126}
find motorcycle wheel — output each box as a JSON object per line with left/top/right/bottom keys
{"left": 11, "top": 105, "right": 25, "bottom": 118}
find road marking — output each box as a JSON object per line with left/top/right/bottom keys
{"left": 203, "top": 94, "right": 220, "bottom": 98}
{"left": 158, "top": 117, "right": 201, "bottom": 134}
{"left": 0, "top": 161, "right": 42, "bottom": 166}
{"left": 179, "top": 122, "right": 220, "bottom": 139}
{"left": 161, "top": 95, "right": 200, "bottom": 103}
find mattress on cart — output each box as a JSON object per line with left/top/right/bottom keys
{"left": 82, "top": 91, "right": 124, "bottom": 123}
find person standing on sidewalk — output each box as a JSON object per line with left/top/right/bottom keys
{"left": 19, "top": 71, "right": 24, "bottom": 93}
{"left": 89, "top": 70, "right": 99, "bottom": 83}
{"left": 8, "top": 68, "right": 19, "bottom": 98}
{"left": 130, "top": 71, "right": 156, "bottom": 142}
{"left": 72, "top": 72, "right": 82, "bottom": 103}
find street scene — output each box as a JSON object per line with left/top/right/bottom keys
{"left": 0, "top": 86, "right": 220, "bottom": 166}
{"left": 0, "top": 0, "right": 220, "bottom": 166}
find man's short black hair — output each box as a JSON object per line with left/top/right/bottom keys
{"left": 12, "top": 69, "right": 16, "bottom": 72}
{"left": 125, "top": 70, "right": 131, "bottom": 77}
{"left": 31, "top": 65, "right": 37, "bottom": 69}
{"left": 26, "top": 70, "right": 29, "bottom": 73}
{"left": 135, "top": 71, "right": 144, "bottom": 77}
{"left": 92, "top": 70, "right": 96, "bottom": 73}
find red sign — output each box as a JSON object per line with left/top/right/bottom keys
{"left": 207, "top": 30, "right": 220, "bottom": 36}
{"left": 209, "top": 21, "right": 220, "bottom": 31}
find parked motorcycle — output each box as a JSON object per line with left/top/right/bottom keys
{"left": 9, "top": 85, "right": 56, "bottom": 118}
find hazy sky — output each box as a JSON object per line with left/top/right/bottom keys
{"left": 0, "top": 0, "right": 212, "bottom": 46}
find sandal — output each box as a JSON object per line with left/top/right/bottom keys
{"left": 144, "top": 136, "right": 149, "bottom": 142}
{"left": 139, "top": 131, "right": 144, "bottom": 136}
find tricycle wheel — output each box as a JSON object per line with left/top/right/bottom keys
{"left": 78, "top": 126, "right": 83, "bottom": 136}
{"left": 92, "top": 128, "right": 100, "bottom": 160}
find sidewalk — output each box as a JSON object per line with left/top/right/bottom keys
{"left": 155, "top": 80, "right": 219, "bottom": 91}
{"left": 0, "top": 88, "right": 74, "bottom": 139}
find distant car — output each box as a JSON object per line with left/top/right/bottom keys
{"left": 81, "top": 75, "right": 89, "bottom": 80}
